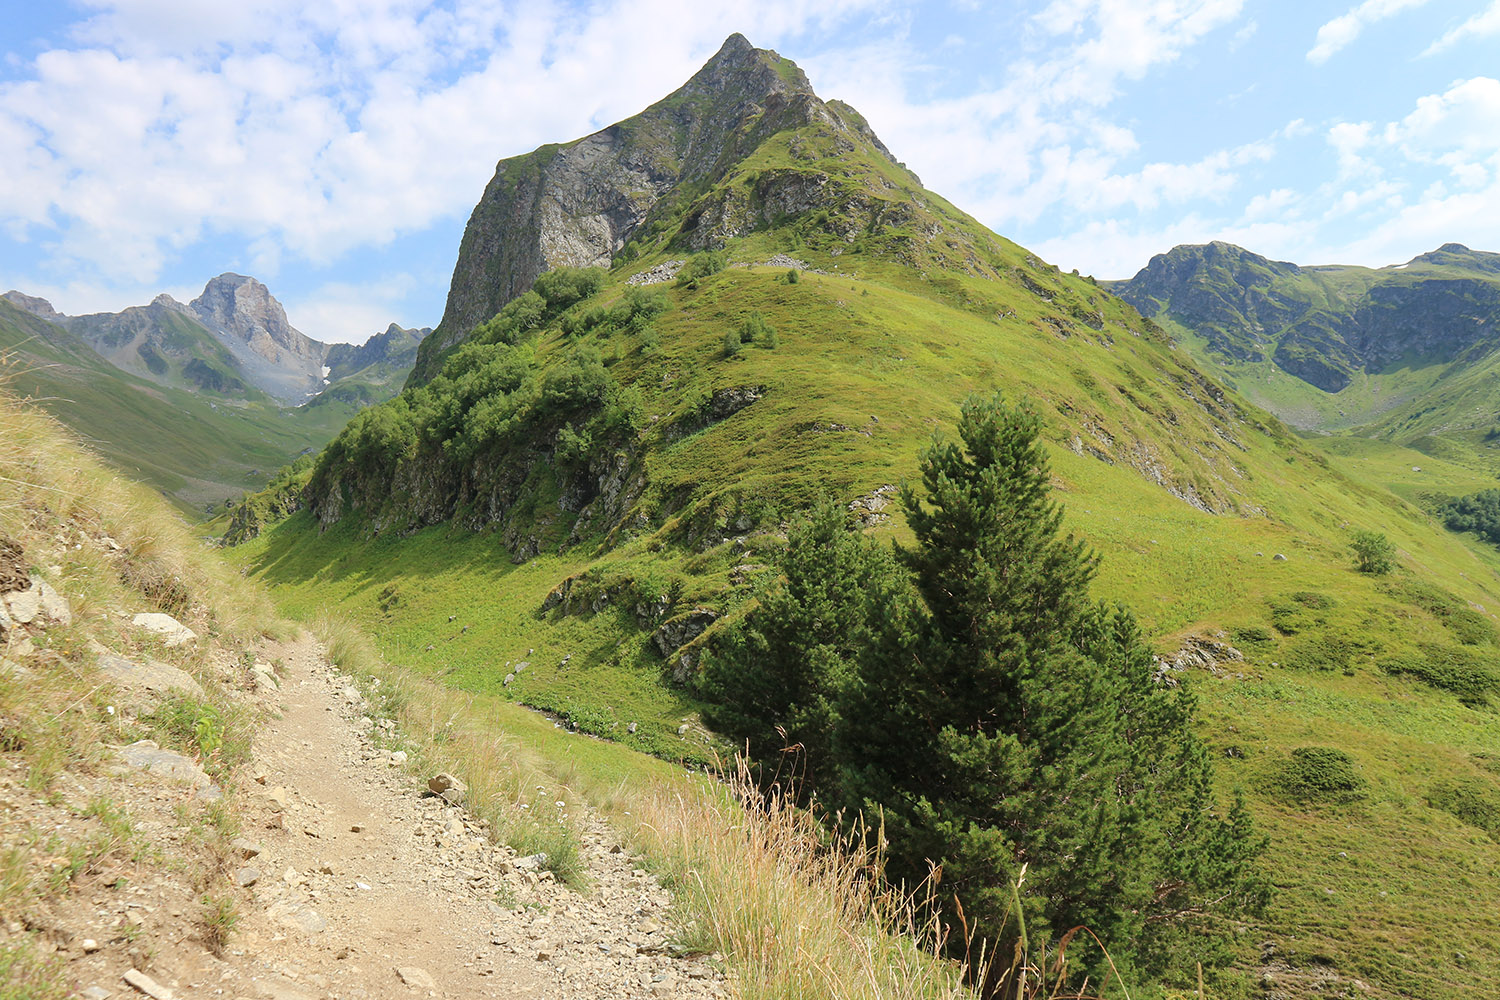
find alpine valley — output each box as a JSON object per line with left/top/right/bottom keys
{"left": 202, "top": 35, "right": 1500, "bottom": 998}
{"left": 0, "top": 275, "right": 428, "bottom": 514}
{"left": 9, "top": 31, "right": 1500, "bottom": 1000}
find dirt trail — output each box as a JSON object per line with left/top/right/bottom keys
{"left": 221, "top": 634, "right": 729, "bottom": 1000}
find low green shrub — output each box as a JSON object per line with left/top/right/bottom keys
{"left": 1380, "top": 644, "right": 1499, "bottom": 706}
{"left": 1428, "top": 778, "right": 1500, "bottom": 839}
{"left": 1272, "top": 747, "right": 1365, "bottom": 803}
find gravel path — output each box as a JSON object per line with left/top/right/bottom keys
{"left": 225, "top": 635, "right": 730, "bottom": 1000}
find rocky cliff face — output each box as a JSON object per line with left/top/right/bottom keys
{"left": 1114, "top": 242, "right": 1500, "bottom": 394}
{"left": 0, "top": 290, "right": 63, "bottom": 323}
{"left": 420, "top": 33, "right": 907, "bottom": 375}
{"left": 188, "top": 274, "right": 328, "bottom": 401}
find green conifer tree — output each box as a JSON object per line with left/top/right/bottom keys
{"left": 702, "top": 498, "right": 905, "bottom": 801}
{"left": 835, "top": 392, "right": 1268, "bottom": 981}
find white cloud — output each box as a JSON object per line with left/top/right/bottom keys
{"left": 1423, "top": 0, "right": 1500, "bottom": 54}
{"left": 0, "top": 0, "right": 889, "bottom": 292}
{"left": 1328, "top": 121, "right": 1376, "bottom": 176}
{"left": 1383, "top": 76, "right": 1500, "bottom": 159}
{"left": 284, "top": 274, "right": 422, "bottom": 344}
{"left": 808, "top": 0, "right": 1246, "bottom": 231}
{"left": 1306, "top": 0, "right": 1431, "bottom": 64}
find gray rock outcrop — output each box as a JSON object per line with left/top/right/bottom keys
{"left": 417, "top": 33, "right": 903, "bottom": 378}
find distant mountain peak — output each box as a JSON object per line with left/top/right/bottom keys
{"left": 2, "top": 290, "right": 63, "bottom": 322}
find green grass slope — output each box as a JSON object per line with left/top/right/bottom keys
{"left": 235, "top": 242, "right": 1500, "bottom": 996}
{"left": 226, "top": 38, "right": 1500, "bottom": 995}
{"left": 0, "top": 298, "right": 357, "bottom": 516}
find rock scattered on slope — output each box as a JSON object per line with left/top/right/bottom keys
{"left": 131, "top": 612, "right": 198, "bottom": 646}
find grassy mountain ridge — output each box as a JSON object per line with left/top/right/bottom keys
{"left": 1111, "top": 241, "right": 1500, "bottom": 438}
{"left": 238, "top": 251, "right": 1500, "bottom": 993}
{"left": 58, "top": 294, "right": 269, "bottom": 401}
{"left": 227, "top": 37, "right": 1500, "bottom": 998}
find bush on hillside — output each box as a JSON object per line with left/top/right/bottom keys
{"left": 1443, "top": 488, "right": 1500, "bottom": 546}
{"left": 1351, "top": 529, "right": 1395, "bottom": 574}
{"left": 675, "top": 250, "right": 727, "bottom": 289}
{"left": 1379, "top": 644, "right": 1500, "bottom": 706}
{"left": 739, "top": 311, "right": 776, "bottom": 349}
{"left": 1385, "top": 579, "right": 1498, "bottom": 646}
{"left": 1273, "top": 746, "right": 1365, "bottom": 802}
{"left": 307, "top": 277, "right": 644, "bottom": 525}
{"left": 1428, "top": 778, "right": 1500, "bottom": 839}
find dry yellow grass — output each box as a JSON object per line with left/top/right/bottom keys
{"left": 0, "top": 386, "right": 276, "bottom": 991}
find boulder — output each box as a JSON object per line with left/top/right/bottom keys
{"left": 651, "top": 608, "right": 719, "bottom": 657}
{"left": 3, "top": 587, "right": 39, "bottom": 625}
{"left": 97, "top": 651, "right": 204, "bottom": 700}
{"left": 117, "top": 740, "right": 220, "bottom": 799}
{"left": 131, "top": 613, "right": 197, "bottom": 647}
{"left": 394, "top": 967, "right": 436, "bottom": 990}
{"left": 428, "top": 772, "right": 468, "bottom": 797}
{"left": 34, "top": 580, "right": 71, "bottom": 626}
{"left": 266, "top": 900, "right": 327, "bottom": 934}
{"left": 2, "top": 577, "right": 70, "bottom": 626}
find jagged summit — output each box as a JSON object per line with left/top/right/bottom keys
{"left": 5, "top": 273, "right": 427, "bottom": 407}
{"left": 1, "top": 290, "right": 63, "bottom": 322}
{"left": 422, "top": 35, "right": 917, "bottom": 372}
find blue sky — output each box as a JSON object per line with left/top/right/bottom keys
{"left": 2, "top": 1, "right": 1498, "bottom": 343}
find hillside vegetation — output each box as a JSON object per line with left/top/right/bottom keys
{"left": 226, "top": 36, "right": 1500, "bottom": 999}
{"left": 0, "top": 386, "right": 1020, "bottom": 1000}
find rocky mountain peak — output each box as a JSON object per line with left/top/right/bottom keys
{"left": 683, "top": 32, "right": 813, "bottom": 106}
{"left": 2, "top": 290, "right": 63, "bottom": 322}
{"left": 150, "top": 292, "right": 189, "bottom": 313}
{"left": 425, "top": 34, "right": 901, "bottom": 366}
{"left": 190, "top": 274, "right": 299, "bottom": 349}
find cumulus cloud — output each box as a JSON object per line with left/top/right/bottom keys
{"left": 0, "top": 0, "right": 886, "bottom": 295}
{"left": 1306, "top": 0, "right": 1431, "bottom": 64}
{"left": 809, "top": 0, "right": 1248, "bottom": 230}
{"left": 284, "top": 274, "right": 424, "bottom": 344}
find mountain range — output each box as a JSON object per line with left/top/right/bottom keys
{"left": 0, "top": 275, "right": 428, "bottom": 513}
{"left": 1111, "top": 241, "right": 1500, "bottom": 441}
{"left": 225, "top": 35, "right": 1500, "bottom": 997}
{"left": 3, "top": 275, "right": 429, "bottom": 406}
